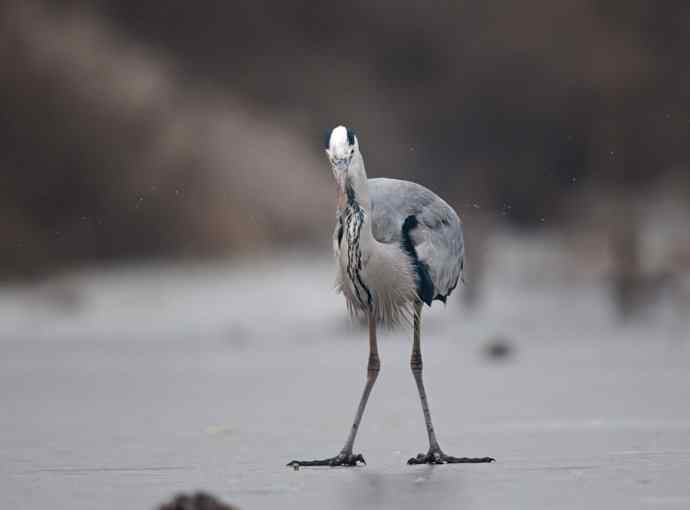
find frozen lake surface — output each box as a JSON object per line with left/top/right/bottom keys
{"left": 1, "top": 254, "right": 689, "bottom": 509}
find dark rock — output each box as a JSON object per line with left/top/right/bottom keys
{"left": 483, "top": 336, "right": 515, "bottom": 361}
{"left": 158, "top": 492, "right": 238, "bottom": 510}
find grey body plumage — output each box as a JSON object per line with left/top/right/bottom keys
{"left": 334, "top": 176, "right": 464, "bottom": 326}
{"left": 369, "top": 178, "right": 464, "bottom": 303}
{"left": 287, "top": 126, "right": 493, "bottom": 468}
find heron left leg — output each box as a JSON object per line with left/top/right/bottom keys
{"left": 407, "top": 301, "right": 494, "bottom": 465}
{"left": 287, "top": 309, "right": 379, "bottom": 468}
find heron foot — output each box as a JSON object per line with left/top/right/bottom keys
{"left": 407, "top": 449, "right": 494, "bottom": 465}
{"left": 287, "top": 452, "right": 366, "bottom": 468}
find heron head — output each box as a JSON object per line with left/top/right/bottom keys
{"left": 325, "top": 125, "right": 359, "bottom": 188}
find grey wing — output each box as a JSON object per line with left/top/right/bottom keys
{"left": 369, "top": 178, "right": 464, "bottom": 301}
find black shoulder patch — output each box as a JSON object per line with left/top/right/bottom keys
{"left": 400, "top": 215, "right": 418, "bottom": 256}
{"left": 324, "top": 129, "right": 331, "bottom": 149}
{"left": 345, "top": 182, "right": 357, "bottom": 206}
{"left": 401, "top": 215, "right": 435, "bottom": 306}
{"left": 336, "top": 217, "right": 344, "bottom": 246}
{"left": 346, "top": 128, "right": 356, "bottom": 146}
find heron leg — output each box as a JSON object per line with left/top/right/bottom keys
{"left": 287, "top": 310, "right": 380, "bottom": 468}
{"left": 407, "top": 301, "right": 494, "bottom": 465}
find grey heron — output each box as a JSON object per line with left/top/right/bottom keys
{"left": 288, "top": 126, "right": 494, "bottom": 467}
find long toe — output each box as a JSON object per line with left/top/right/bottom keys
{"left": 287, "top": 453, "right": 366, "bottom": 468}
{"left": 407, "top": 450, "right": 495, "bottom": 465}
{"left": 407, "top": 453, "right": 427, "bottom": 465}
{"left": 443, "top": 455, "right": 495, "bottom": 464}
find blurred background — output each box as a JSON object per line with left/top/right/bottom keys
{"left": 2, "top": 0, "right": 689, "bottom": 308}
{"left": 2, "top": 2, "right": 690, "bottom": 508}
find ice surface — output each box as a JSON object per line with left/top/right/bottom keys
{"left": 1, "top": 253, "right": 689, "bottom": 509}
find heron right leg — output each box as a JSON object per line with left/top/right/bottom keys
{"left": 287, "top": 310, "right": 380, "bottom": 468}
{"left": 407, "top": 301, "right": 494, "bottom": 465}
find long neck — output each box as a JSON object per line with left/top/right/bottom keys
{"left": 340, "top": 153, "right": 374, "bottom": 245}
{"left": 344, "top": 152, "right": 370, "bottom": 211}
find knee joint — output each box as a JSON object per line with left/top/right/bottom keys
{"left": 368, "top": 354, "right": 380, "bottom": 374}
{"left": 410, "top": 354, "right": 423, "bottom": 372}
